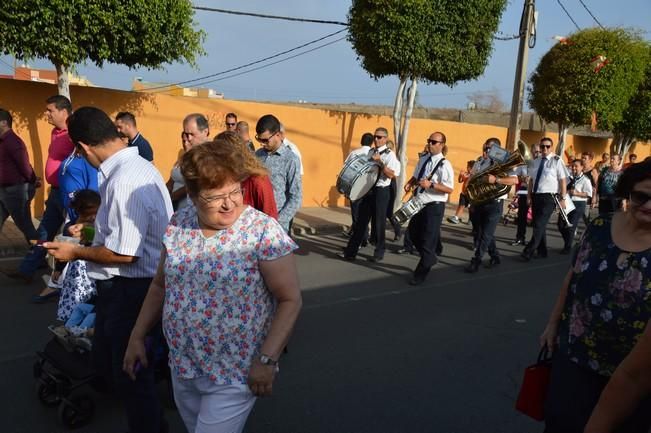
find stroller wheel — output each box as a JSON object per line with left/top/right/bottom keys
{"left": 37, "top": 379, "right": 61, "bottom": 407}
{"left": 58, "top": 394, "right": 95, "bottom": 429}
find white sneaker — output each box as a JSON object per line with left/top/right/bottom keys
{"left": 447, "top": 216, "right": 460, "bottom": 224}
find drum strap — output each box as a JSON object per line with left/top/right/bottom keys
{"left": 415, "top": 158, "right": 446, "bottom": 195}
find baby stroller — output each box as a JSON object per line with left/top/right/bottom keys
{"left": 502, "top": 195, "right": 532, "bottom": 226}
{"left": 33, "top": 325, "right": 97, "bottom": 429}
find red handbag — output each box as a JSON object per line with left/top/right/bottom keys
{"left": 515, "top": 347, "right": 553, "bottom": 421}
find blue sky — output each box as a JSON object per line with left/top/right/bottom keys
{"left": 1, "top": 1, "right": 649, "bottom": 109}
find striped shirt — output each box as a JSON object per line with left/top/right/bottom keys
{"left": 87, "top": 147, "right": 173, "bottom": 280}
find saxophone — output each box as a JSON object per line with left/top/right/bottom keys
{"left": 465, "top": 146, "right": 526, "bottom": 206}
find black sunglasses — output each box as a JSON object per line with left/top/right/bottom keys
{"left": 428, "top": 139, "right": 443, "bottom": 145}
{"left": 226, "top": 122, "right": 236, "bottom": 127}
{"left": 255, "top": 131, "right": 279, "bottom": 144}
{"left": 540, "top": 144, "right": 552, "bottom": 149}
{"left": 374, "top": 135, "right": 387, "bottom": 140}
{"left": 630, "top": 190, "right": 651, "bottom": 206}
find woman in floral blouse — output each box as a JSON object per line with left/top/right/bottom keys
{"left": 539, "top": 159, "right": 651, "bottom": 433}
{"left": 123, "top": 139, "right": 302, "bottom": 433}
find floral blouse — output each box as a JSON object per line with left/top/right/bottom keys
{"left": 558, "top": 216, "right": 651, "bottom": 376}
{"left": 162, "top": 205, "right": 297, "bottom": 385}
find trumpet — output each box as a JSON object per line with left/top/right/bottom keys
{"left": 553, "top": 194, "right": 572, "bottom": 227}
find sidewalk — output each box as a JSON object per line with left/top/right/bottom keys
{"left": 0, "top": 204, "right": 463, "bottom": 258}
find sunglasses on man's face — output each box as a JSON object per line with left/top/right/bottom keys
{"left": 540, "top": 144, "right": 552, "bottom": 149}
{"left": 374, "top": 135, "right": 387, "bottom": 140}
{"left": 428, "top": 139, "right": 443, "bottom": 146}
{"left": 226, "top": 122, "right": 236, "bottom": 127}
{"left": 255, "top": 131, "right": 279, "bottom": 144}
{"left": 630, "top": 190, "right": 651, "bottom": 206}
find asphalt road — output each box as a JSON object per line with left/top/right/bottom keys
{"left": 0, "top": 218, "right": 570, "bottom": 433}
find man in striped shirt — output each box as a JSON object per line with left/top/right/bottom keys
{"left": 46, "top": 107, "right": 173, "bottom": 433}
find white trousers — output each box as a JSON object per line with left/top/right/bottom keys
{"left": 172, "top": 374, "right": 256, "bottom": 433}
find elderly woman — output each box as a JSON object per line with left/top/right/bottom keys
{"left": 540, "top": 160, "right": 651, "bottom": 433}
{"left": 124, "top": 139, "right": 302, "bottom": 433}
{"left": 596, "top": 153, "right": 624, "bottom": 215}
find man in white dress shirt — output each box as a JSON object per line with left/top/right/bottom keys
{"left": 558, "top": 158, "right": 593, "bottom": 253}
{"left": 45, "top": 107, "right": 173, "bottom": 433}
{"left": 465, "top": 138, "right": 518, "bottom": 273}
{"left": 340, "top": 127, "right": 400, "bottom": 262}
{"left": 404, "top": 131, "right": 454, "bottom": 285}
{"left": 522, "top": 136, "right": 568, "bottom": 261}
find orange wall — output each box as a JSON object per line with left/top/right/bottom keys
{"left": 1, "top": 78, "right": 648, "bottom": 215}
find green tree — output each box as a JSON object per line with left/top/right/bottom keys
{"left": 348, "top": 0, "right": 506, "bottom": 204}
{"left": 0, "top": 0, "right": 205, "bottom": 99}
{"left": 528, "top": 28, "right": 649, "bottom": 155}
{"left": 612, "top": 54, "right": 651, "bottom": 156}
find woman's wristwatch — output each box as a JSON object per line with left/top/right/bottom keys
{"left": 259, "top": 354, "right": 278, "bottom": 366}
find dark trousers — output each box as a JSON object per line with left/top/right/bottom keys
{"left": 544, "top": 352, "right": 651, "bottom": 433}
{"left": 472, "top": 200, "right": 502, "bottom": 260}
{"left": 558, "top": 201, "right": 586, "bottom": 249}
{"left": 409, "top": 202, "right": 445, "bottom": 278}
{"left": 515, "top": 194, "right": 529, "bottom": 241}
{"left": 94, "top": 277, "right": 163, "bottom": 433}
{"left": 350, "top": 199, "right": 369, "bottom": 241}
{"left": 0, "top": 182, "right": 38, "bottom": 243}
{"left": 469, "top": 206, "right": 479, "bottom": 250}
{"left": 345, "top": 186, "right": 390, "bottom": 258}
{"left": 19, "top": 186, "right": 64, "bottom": 275}
{"left": 598, "top": 195, "right": 622, "bottom": 216}
{"left": 524, "top": 194, "right": 555, "bottom": 257}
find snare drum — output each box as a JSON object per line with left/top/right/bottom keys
{"left": 336, "top": 154, "right": 380, "bottom": 201}
{"left": 391, "top": 196, "right": 425, "bottom": 226}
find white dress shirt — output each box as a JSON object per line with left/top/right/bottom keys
{"left": 530, "top": 154, "right": 568, "bottom": 194}
{"left": 569, "top": 174, "right": 593, "bottom": 202}
{"left": 372, "top": 145, "right": 401, "bottom": 188}
{"left": 88, "top": 147, "right": 173, "bottom": 280}
{"left": 411, "top": 153, "right": 454, "bottom": 204}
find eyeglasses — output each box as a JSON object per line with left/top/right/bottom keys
{"left": 540, "top": 144, "right": 552, "bottom": 149}
{"left": 226, "top": 122, "right": 236, "bottom": 127}
{"left": 374, "top": 135, "right": 387, "bottom": 140}
{"left": 630, "top": 190, "right": 651, "bottom": 206}
{"left": 255, "top": 131, "right": 279, "bottom": 144}
{"left": 198, "top": 187, "right": 245, "bottom": 206}
{"left": 428, "top": 139, "right": 444, "bottom": 146}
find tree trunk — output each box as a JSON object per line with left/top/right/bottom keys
{"left": 621, "top": 135, "right": 636, "bottom": 157}
{"left": 392, "top": 78, "right": 407, "bottom": 148}
{"left": 556, "top": 122, "right": 568, "bottom": 158}
{"left": 395, "top": 79, "right": 417, "bottom": 211}
{"left": 55, "top": 62, "right": 71, "bottom": 100}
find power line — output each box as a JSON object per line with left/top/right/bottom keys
{"left": 140, "top": 28, "right": 348, "bottom": 92}
{"left": 556, "top": 0, "right": 581, "bottom": 31}
{"left": 577, "top": 0, "right": 605, "bottom": 29}
{"left": 150, "top": 36, "right": 347, "bottom": 92}
{"left": 192, "top": 6, "right": 348, "bottom": 26}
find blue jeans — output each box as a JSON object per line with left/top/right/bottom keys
{"left": 18, "top": 187, "right": 64, "bottom": 275}
{"left": 0, "top": 182, "right": 38, "bottom": 243}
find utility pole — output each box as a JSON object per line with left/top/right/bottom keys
{"left": 506, "top": 0, "right": 536, "bottom": 152}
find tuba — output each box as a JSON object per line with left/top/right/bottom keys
{"left": 465, "top": 144, "right": 527, "bottom": 206}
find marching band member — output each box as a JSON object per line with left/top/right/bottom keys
{"left": 465, "top": 138, "right": 518, "bottom": 273}
{"left": 511, "top": 143, "right": 540, "bottom": 246}
{"left": 404, "top": 131, "right": 453, "bottom": 285}
{"left": 340, "top": 127, "right": 400, "bottom": 262}
{"left": 558, "top": 158, "right": 593, "bottom": 253}
{"left": 521, "top": 137, "right": 568, "bottom": 261}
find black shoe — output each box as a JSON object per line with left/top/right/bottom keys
{"left": 465, "top": 258, "right": 480, "bottom": 273}
{"left": 5, "top": 271, "right": 33, "bottom": 284}
{"left": 31, "top": 289, "right": 60, "bottom": 304}
{"left": 409, "top": 275, "right": 426, "bottom": 285}
{"left": 510, "top": 239, "right": 524, "bottom": 246}
{"left": 520, "top": 251, "right": 532, "bottom": 262}
{"left": 560, "top": 247, "right": 570, "bottom": 255}
{"left": 368, "top": 256, "right": 383, "bottom": 263}
{"left": 535, "top": 251, "right": 548, "bottom": 259}
{"left": 485, "top": 256, "right": 501, "bottom": 268}
{"left": 337, "top": 253, "right": 356, "bottom": 262}
{"left": 360, "top": 240, "right": 368, "bottom": 248}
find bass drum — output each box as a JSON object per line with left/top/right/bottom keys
{"left": 336, "top": 155, "right": 380, "bottom": 201}
{"left": 391, "top": 195, "right": 425, "bottom": 226}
